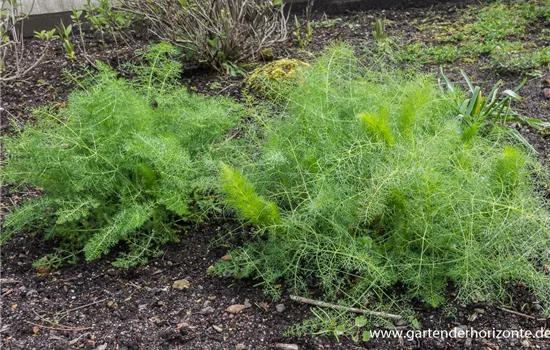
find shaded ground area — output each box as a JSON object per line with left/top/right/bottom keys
{"left": 2, "top": 2, "right": 550, "bottom": 349}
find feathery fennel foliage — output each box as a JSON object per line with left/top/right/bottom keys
{"left": 2, "top": 44, "right": 242, "bottom": 267}
{"left": 121, "top": 42, "right": 182, "bottom": 101}
{"left": 220, "top": 164, "right": 281, "bottom": 226}
{"left": 216, "top": 44, "right": 550, "bottom": 314}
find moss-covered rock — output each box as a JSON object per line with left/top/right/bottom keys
{"left": 244, "top": 58, "right": 310, "bottom": 97}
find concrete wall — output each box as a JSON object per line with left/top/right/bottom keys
{"left": 18, "top": 0, "right": 471, "bottom": 15}
{"left": 14, "top": 0, "right": 472, "bottom": 36}
{"left": 19, "top": 0, "right": 98, "bottom": 15}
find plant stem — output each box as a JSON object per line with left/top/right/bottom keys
{"left": 289, "top": 295, "right": 403, "bottom": 320}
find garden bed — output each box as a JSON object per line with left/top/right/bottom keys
{"left": 2, "top": 2, "right": 550, "bottom": 350}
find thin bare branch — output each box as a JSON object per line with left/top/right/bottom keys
{"left": 290, "top": 295, "right": 403, "bottom": 320}
{"left": 119, "top": 0, "right": 287, "bottom": 70}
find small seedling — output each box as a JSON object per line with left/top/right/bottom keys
{"left": 373, "top": 18, "right": 388, "bottom": 42}
{"left": 294, "top": 15, "right": 313, "bottom": 49}
{"left": 56, "top": 22, "right": 76, "bottom": 60}
{"left": 34, "top": 29, "right": 57, "bottom": 40}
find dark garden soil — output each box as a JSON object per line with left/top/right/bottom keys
{"left": 2, "top": 2, "right": 550, "bottom": 350}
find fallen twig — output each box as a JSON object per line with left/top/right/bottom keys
{"left": 289, "top": 295, "right": 402, "bottom": 320}
{"left": 63, "top": 298, "right": 108, "bottom": 315}
{"left": 0, "top": 278, "right": 22, "bottom": 284}
{"left": 24, "top": 321, "right": 92, "bottom": 332}
{"left": 497, "top": 306, "right": 547, "bottom": 321}
{"left": 32, "top": 309, "right": 53, "bottom": 324}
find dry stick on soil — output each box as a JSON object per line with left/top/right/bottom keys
{"left": 54, "top": 298, "right": 108, "bottom": 323}
{"left": 62, "top": 298, "right": 108, "bottom": 315}
{"left": 31, "top": 309, "right": 68, "bottom": 328}
{"left": 289, "top": 295, "right": 403, "bottom": 320}
{"left": 32, "top": 309, "right": 55, "bottom": 323}
{"left": 24, "top": 321, "right": 92, "bottom": 332}
{"left": 31, "top": 299, "right": 108, "bottom": 324}
{"left": 0, "top": 278, "right": 22, "bottom": 284}
{"left": 497, "top": 306, "right": 547, "bottom": 322}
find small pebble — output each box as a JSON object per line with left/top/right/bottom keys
{"left": 226, "top": 304, "right": 246, "bottom": 314}
{"left": 273, "top": 344, "right": 299, "bottom": 350}
{"left": 172, "top": 279, "right": 190, "bottom": 290}
{"left": 200, "top": 306, "right": 215, "bottom": 315}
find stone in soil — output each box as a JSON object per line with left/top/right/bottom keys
{"left": 226, "top": 304, "right": 247, "bottom": 314}
{"left": 172, "top": 279, "right": 191, "bottom": 290}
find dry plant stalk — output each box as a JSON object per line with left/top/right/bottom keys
{"left": 289, "top": 295, "right": 403, "bottom": 320}
{"left": 121, "top": 0, "right": 287, "bottom": 70}
{"left": 0, "top": 0, "right": 50, "bottom": 82}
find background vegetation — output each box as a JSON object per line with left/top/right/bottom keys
{"left": 400, "top": 0, "right": 550, "bottom": 73}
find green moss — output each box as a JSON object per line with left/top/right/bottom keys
{"left": 244, "top": 58, "right": 310, "bottom": 97}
